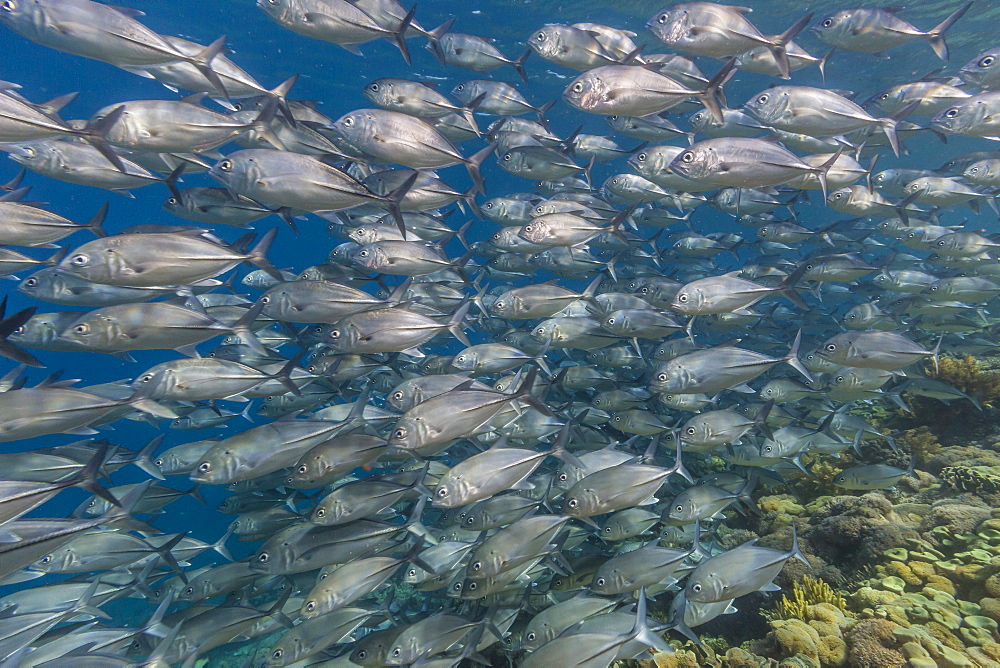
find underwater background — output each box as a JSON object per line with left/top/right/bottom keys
{"left": 6, "top": 0, "right": 1000, "bottom": 666}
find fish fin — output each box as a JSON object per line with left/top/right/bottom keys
{"left": 927, "top": 0, "right": 973, "bottom": 60}
{"left": 132, "top": 434, "right": 165, "bottom": 480}
{"left": 0, "top": 302, "right": 42, "bottom": 367}
{"left": 512, "top": 48, "right": 531, "bottom": 84}
{"left": 425, "top": 18, "right": 454, "bottom": 65}
{"left": 768, "top": 12, "right": 813, "bottom": 78}
{"left": 390, "top": 4, "right": 416, "bottom": 65}
{"left": 783, "top": 330, "right": 813, "bottom": 383}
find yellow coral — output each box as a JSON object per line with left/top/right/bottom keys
{"left": 772, "top": 575, "right": 850, "bottom": 621}
{"left": 927, "top": 355, "right": 1000, "bottom": 408}
{"left": 896, "top": 426, "right": 941, "bottom": 464}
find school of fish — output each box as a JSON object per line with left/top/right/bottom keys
{"left": 0, "top": 0, "right": 995, "bottom": 665}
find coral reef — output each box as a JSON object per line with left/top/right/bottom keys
{"left": 928, "top": 355, "right": 1000, "bottom": 409}
{"left": 896, "top": 427, "right": 941, "bottom": 465}
{"left": 771, "top": 576, "right": 849, "bottom": 622}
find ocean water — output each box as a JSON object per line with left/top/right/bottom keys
{"left": 4, "top": 0, "right": 1000, "bottom": 666}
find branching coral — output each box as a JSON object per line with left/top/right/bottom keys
{"left": 771, "top": 575, "right": 850, "bottom": 622}
{"left": 927, "top": 355, "right": 1000, "bottom": 408}
{"left": 897, "top": 426, "right": 941, "bottom": 465}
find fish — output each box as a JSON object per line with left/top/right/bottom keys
{"left": 1, "top": 0, "right": 998, "bottom": 665}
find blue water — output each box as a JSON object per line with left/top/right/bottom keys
{"left": 3, "top": 0, "right": 1000, "bottom": 663}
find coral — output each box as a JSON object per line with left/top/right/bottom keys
{"left": 794, "top": 454, "right": 847, "bottom": 503}
{"left": 941, "top": 466, "right": 1000, "bottom": 495}
{"left": 844, "top": 619, "right": 906, "bottom": 668}
{"left": 919, "top": 502, "right": 991, "bottom": 543}
{"left": 802, "top": 494, "right": 917, "bottom": 570}
{"left": 896, "top": 426, "right": 941, "bottom": 465}
{"left": 928, "top": 355, "right": 1000, "bottom": 409}
{"left": 772, "top": 576, "right": 849, "bottom": 622}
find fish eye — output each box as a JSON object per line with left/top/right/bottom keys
{"left": 343, "top": 116, "right": 355, "bottom": 127}
{"left": 456, "top": 84, "right": 465, "bottom": 91}
{"left": 685, "top": 427, "right": 696, "bottom": 435}
{"left": 305, "top": 601, "right": 316, "bottom": 611}
{"left": 558, "top": 472, "right": 568, "bottom": 482}
{"left": 604, "top": 526, "right": 611, "bottom": 533}
{"left": 436, "top": 487, "right": 448, "bottom": 497}
{"left": 407, "top": 569, "right": 415, "bottom": 577}
{"left": 40, "top": 555, "right": 51, "bottom": 564}
{"left": 527, "top": 631, "right": 537, "bottom": 641}
{"left": 272, "top": 650, "right": 282, "bottom": 659}
{"left": 832, "top": 193, "right": 843, "bottom": 200}
{"left": 167, "top": 196, "right": 178, "bottom": 205}
{"left": 153, "top": 458, "right": 163, "bottom": 466}
{"left": 392, "top": 391, "right": 404, "bottom": 400}
{"left": 23, "top": 277, "right": 37, "bottom": 287}
{"left": 218, "top": 159, "right": 233, "bottom": 172}
{"left": 681, "top": 151, "right": 694, "bottom": 163}
{"left": 657, "top": 373, "right": 668, "bottom": 381}
{"left": 198, "top": 462, "right": 211, "bottom": 472}
{"left": 503, "top": 153, "right": 512, "bottom": 161}
{"left": 981, "top": 56, "right": 996, "bottom": 67}
{"left": 297, "top": 465, "right": 308, "bottom": 474}
{"left": 606, "top": 317, "right": 615, "bottom": 325}
{"left": 465, "top": 516, "right": 475, "bottom": 525}
{"left": 329, "top": 329, "right": 340, "bottom": 339}
{"left": 657, "top": 13, "right": 667, "bottom": 23}
{"left": 471, "top": 561, "right": 482, "bottom": 571}
{"left": 394, "top": 428, "right": 406, "bottom": 439}
{"left": 756, "top": 94, "right": 768, "bottom": 105}
{"left": 567, "top": 498, "right": 578, "bottom": 508}
{"left": 0, "top": 0, "right": 15, "bottom": 10}
{"left": 825, "top": 343, "right": 837, "bottom": 352}
{"left": 183, "top": 586, "right": 194, "bottom": 595}
{"left": 572, "top": 82, "right": 584, "bottom": 93}
{"left": 692, "top": 583, "right": 702, "bottom": 592}
{"left": 369, "top": 83, "right": 379, "bottom": 91}
{"left": 880, "top": 93, "right": 889, "bottom": 101}
{"left": 535, "top": 32, "right": 546, "bottom": 41}
{"left": 315, "top": 508, "right": 325, "bottom": 517}
{"left": 596, "top": 577, "right": 606, "bottom": 586}
{"left": 258, "top": 552, "right": 270, "bottom": 562}
{"left": 821, "top": 18, "right": 833, "bottom": 27}
{"left": 677, "top": 294, "right": 688, "bottom": 302}
{"left": 70, "top": 254, "right": 89, "bottom": 267}
{"left": 484, "top": 201, "right": 494, "bottom": 209}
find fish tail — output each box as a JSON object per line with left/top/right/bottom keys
{"left": 425, "top": 18, "right": 454, "bottom": 65}
{"left": 768, "top": 12, "right": 813, "bottom": 79}
{"left": 698, "top": 58, "right": 737, "bottom": 123}
{"left": 76, "top": 105, "right": 128, "bottom": 173}
{"left": 187, "top": 35, "right": 231, "bottom": 100}
{"left": 383, "top": 172, "right": 420, "bottom": 239}
{"left": 390, "top": 4, "right": 417, "bottom": 66}
{"left": 83, "top": 202, "right": 109, "bottom": 239}
{"left": 464, "top": 143, "right": 495, "bottom": 196}
{"left": 0, "top": 298, "right": 43, "bottom": 367}
{"left": 132, "top": 434, "right": 166, "bottom": 480}
{"left": 267, "top": 74, "right": 300, "bottom": 127}
{"left": 512, "top": 48, "right": 531, "bottom": 84}
{"left": 631, "top": 588, "right": 674, "bottom": 653}
{"left": 247, "top": 227, "right": 283, "bottom": 281}
{"left": 927, "top": 0, "right": 973, "bottom": 60}
{"left": 783, "top": 329, "right": 814, "bottom": 383}
{"left": 788, "top": 522, "right": 812, "bottom": 567}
